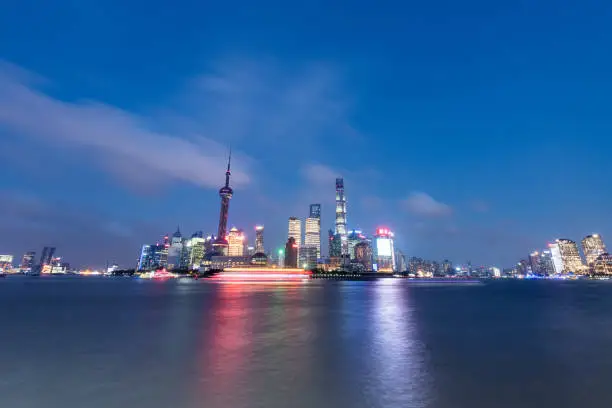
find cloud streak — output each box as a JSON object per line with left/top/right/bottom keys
{"left": 0, "top": 63, "right": 250, "bottom": 190}
{"left": 402, "top": 192, "right": 453, "bottom": 217}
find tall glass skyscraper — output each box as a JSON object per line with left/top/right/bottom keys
{"left": 288, "top": 217, "right": 302, "bottom": 259}
{"left": 305, "top": 204, "right": 321, "bottom": 259}
{"left": 255, "top": 225, "right": 265, "bottom": 253}
{"left": 335, "top": 178, "right": 348, "bottom": 255}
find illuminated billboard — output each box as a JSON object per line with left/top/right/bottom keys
{"left": 0, "top": 255, "right": 13, "bottom": 263}
{"left": 376, "top": 238, "right": 392, "bottom": 257}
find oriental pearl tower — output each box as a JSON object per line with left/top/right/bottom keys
{"left": 212, "top": 151, "right": 233, "bottom": 254}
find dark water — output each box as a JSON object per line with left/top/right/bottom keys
{"left": 2, "top": 277, "right": 612, "bottom": 408}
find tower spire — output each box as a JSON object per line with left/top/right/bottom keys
{"left": 225, "top": 147, "right": 232, "bottom": 187}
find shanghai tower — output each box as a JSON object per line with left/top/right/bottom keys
{"left": 213, "top": 152, "right": 233, "bottom": 254}
{"left": 335, "top": 178, "right": 348, "bottom": 255}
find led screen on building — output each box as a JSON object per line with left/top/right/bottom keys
{"left": 376, "top": 238, "right": 392, "bottom": 257}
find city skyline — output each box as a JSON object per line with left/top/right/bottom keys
{"left": 2, "top": 1, "right": 612, "bottom": 268}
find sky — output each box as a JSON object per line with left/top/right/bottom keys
{"left": 1, "top": 0, "right": 612, "bottom": 269}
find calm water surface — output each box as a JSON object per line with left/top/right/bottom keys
{"left": 2, "top": 277, "right": 612, "bottom": 408}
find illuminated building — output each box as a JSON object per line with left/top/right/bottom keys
{"left": 285, "top": 237, "right": 298, "bottom": 268}
{"left": 0, "top": 255, "right": 13, "bottom": 273}
{"left": 548, "top": 242, "right": 564, "bottom": 274}
{"left": 20, "top": 251, "right": 35, "bottom": 272}
{"left": 593, "top": 253, "right": 612, "bottom": 275}
{"left": 328, "top": 229, "right": 341, "bottom": 258}
{"left": 556, "top": 239, "right": 585, "bottom": 274}
{"left": 539, "top": 250, "right": 555, "bottom": 276}
{"left": 354, "top": 242, "right": 373, "bottom": 270}
{"left": 255, "top": 225, "right": 265, "bottom": 253}
{"left": 395, "top": 249, "right": 407, "bottom": 273}
{"left": 347, "top": 229, "right": 366, "bottom": 259}
{"left": 227, "top": 227, "right": 246, "bottom": 256}
{"left": 529, "top": 251, "right": 541, "bottom": 275}
{"left": 188, "top": 237, "right": 206, "bottom": 268}
{"left": 335, "top": 178, "right": 348, "bottom": 255}
{"left": 138, "top": 240, "right": 168, "bottom": 271}
{"left": 442, "top": 260, "right": 453, "bottom": 275}
{"left": 305, "top": 207, "right": 321, "bottom": 258}
{"left": 300, "top": 245, "right": 318, "bottom": 270}
{"left": 309, "top": 204, "right": 321, "bottom": 219}
{"left": 288, "top": 217, "right": 302, "bottom": 259}
{"left": 167, "top": 227, "right": 183, "bottom": 269}
{"left": 582, "top": 234, "right": 607, "bottom": 267}
{"left": 373, "top": 228, "right": 395, "bottom": 272}
{"left": 213, "top": 151, "right": 233, "bottom": 254}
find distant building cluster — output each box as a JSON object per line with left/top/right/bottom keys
{"left": 130, "top": 155, "right": 407, "bottom": 273}
{"left": 511, "top": 234, "right": 612, "bottom": 277}
{"left": 0, "top": 247, "right": 71, "bottom": 275}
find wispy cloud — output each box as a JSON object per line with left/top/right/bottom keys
{"left": 0, "top": 62, "right": 250, "bottom": 191}
{"left": 402, "top": 192, "right": 453, "bottom": 217}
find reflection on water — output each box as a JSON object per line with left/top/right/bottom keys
{"left": 3, "top": 278, "right": 612, "bottom": 408}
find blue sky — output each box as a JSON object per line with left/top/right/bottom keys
{"left": 1, "top": 0, "right": 611, "bottom": 268}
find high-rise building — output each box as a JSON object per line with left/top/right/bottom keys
{"left": 582, "top": 234, "right": 607, "bottom": 267}
{"left": 304, "top": 211, "right": 321, "bottom": 259}
{"left": 20, "top": 251, "right": 35, "bottom": 271}
{"left": 556, "top": 239, "right": 585, "bottom": 274}
{"left": 213, "top": 152, "right": 233, "bottom": 254}
{"left": 442, "top": 260, "right": 453, "bottom": 275}
{"left": 395, "top": 249, "right": 407, "bottom": 273}
{"left": 255, "top": 225, "right": 265, "bottom": 253}
{"left": 188, "top": 237, "right": 206, "bottom": 268}
{"left": 373, "top": 228, "right": 395, "bottom": 272}
{"left": 288, "top": 217, "right": 302, "bottom": 259}
{"left": 309, "top": 204, "right": 321, "bottom": 219}
{"left": 354, "top": 242, "right": 373, "bottom": 270}
{"left": 548, "top": 242, "right": 563, "bottom": 274}
{"left": 39, "top": 247, "right": 56, "bottom": 267}
{"left": 329, "top": 229, "right": 342, "bottom": 258}
{"left": 300, "top": 245, "right": 318, "bottom": 270}
{"left": 0, "top": 255, "right": 13, "bottom": 273}
{"left": 529, "top": 251, "right": 541, "bottom": 275}
{"left": 285, "top": 237, "right": 298, "bottom": 268}
{"left": 227, "top": 227, "right": 245, "bottom": 256}
{"left": 335, "top": 178, "right": 348, "bottom": 255}
{"left": 347, "top": 229, "right": 366, "bottom": 259}
{"left": 593, "top": 253, "right": 612, "bottom": 275}
{"left": 168, "top": 227, "right": 184, "bottom": 270}
{"left": 539, "top": 250, "right": 555, "bottom": 276}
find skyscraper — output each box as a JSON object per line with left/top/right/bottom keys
{"left": 335, "top": 178, "right": 348, "bottom": 255}
{"left": 288, "top": 217, "right": 302, "bottom": 255}
{"left": 304, "top": 206, "right": 321, "bottom": 259}
{"left": 329, "top": 229, "right": 342, "bottom": 258}
{"left": 529, "top": 251, "right": 541, "bottom": 275}
{"left": 285, "top": 237, "right": 298, "bottom": 268}
{"left": 227, "top": 227, "right": 245, "bottom": 256}
{"left": 582, "top": 234, "right": 607, "bottom": 267}
{"left": 213, "top": 151, "right": 233, "bottom": 254}
{"left": 354, "top": 242, "right": 373, "bottom": 270}
{"left": 20, "top": 251, "right": 35, "bottom": 271}
{"left": 255, "top": 225, "right": 265, "bottom": 253}
{"left": 347, "top": 229, "right": 366, "bottom": 259}
{"left": 556, "top": 239, "right": 585, "bottom": 274}
{"left": 309, "top": 204, "right": 321, "bottom": 218}
{"left": 539, "top": 250, "right": 555, "bottom": 276}
{"left": 548, "top": 242, "right": 563, "bottom": 274}
{"left": 373, "top": 228, "right": 395, "bottom": 272}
